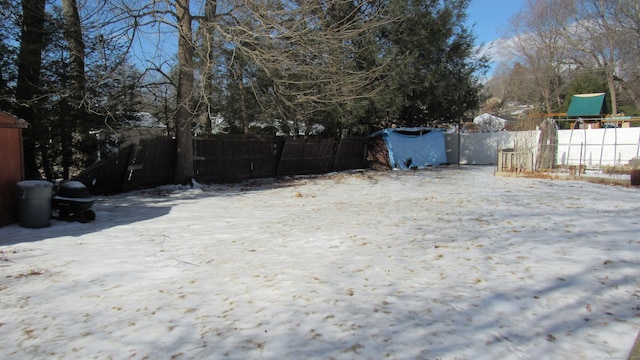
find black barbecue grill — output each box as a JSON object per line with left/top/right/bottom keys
{"left": 52, "top": 181, "right": 96, "bottom": 223}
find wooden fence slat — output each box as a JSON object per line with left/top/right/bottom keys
{"left": 194, "top": 137, "right": 281, "bottom": 183}
{"left": 122, "top": 139, "right": 176, "bottom": 191}
{"left": 278, "top": 139, "right": 307, "bottom": 176}
{"left": 72, "top": 145, "right": 133, "bottom": 194}
{"left": 277, "top": 138, "right": 335, "bottom": 176}
{"left": 333, "top": 138, "right": 365, "bottom": 171}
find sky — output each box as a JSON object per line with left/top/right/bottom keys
{"left": 466, "top": 0, "right": 527, "bottom": 74}
{"left": 1, "top": 166, "right": 639, "bottom": 359}
{"left": 466, "top": 0, "right": 526, "bottom": 45}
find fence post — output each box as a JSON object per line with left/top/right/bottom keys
{"left": 579, "top": 142, "right": 583, "bottom": 175}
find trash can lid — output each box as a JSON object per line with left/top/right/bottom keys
{"left": 17, "top": 180, "right": 54, "bottom": 188}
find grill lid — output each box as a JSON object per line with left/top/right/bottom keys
{"left": 55, "top": 181, "right": 94, "bottom": 200}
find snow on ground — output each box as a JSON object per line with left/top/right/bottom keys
{"left": 1, "top": 166, "right": 640, "bottom": 359}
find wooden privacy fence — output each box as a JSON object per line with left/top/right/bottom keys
{"left": 277, "top": 138, "right": 335, "bottom": 176}
{"left": 195, "top": 137, "right": 366, "bottom": 180}
{"left": 73, "top": 136, "right": 366, "bottom": 194}
{"left": 332, "top": 138, "right": 368, "bottom": 171}
{"left": 194, "top": 137, "right": 284, "bottom": 183}
{"left": 73, "top": 139, "right": 176, "bottom": 194}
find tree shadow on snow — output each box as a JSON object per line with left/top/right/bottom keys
{"left": 0, "top": 194, "right": 173, "bottom": 245}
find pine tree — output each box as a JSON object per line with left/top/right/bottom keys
{"left": 373, "top": 0, "right": 487, "bottom": 127}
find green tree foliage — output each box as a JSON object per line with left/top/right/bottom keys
{"left": 373, "top": 0, "right": 488, "bottom": 128}
{"left": 15, "top": 0, "right": 48, "bottom": 179}
{"left": 3, "top": 0, "right": 148, "bottom": 179}
{"left": 560, "top": 69, "right": 609, "bottom": 113}
{"left": 201, "top": 0, "right": 486, "bottom": 135}
{"left": 0, "top": 0, "right": 19, "bottom": 108}
{"left": 189, "top": 0, "right": 393, "bottom": 138}
{"left": 2, "top": 0, "right": 489, "bottom": 179}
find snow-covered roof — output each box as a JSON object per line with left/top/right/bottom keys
{"left": 473, "top": 113, "right": 508, "bottom": 132}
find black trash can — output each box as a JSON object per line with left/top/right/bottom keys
{"left": 631, "top": 170, "right": 640, "bottom": 186}
{"left": 16, "top": 180, "right": 53, "bottom": 228}
{"left": 631, "top": 157, "right": 640, "bottom": 186}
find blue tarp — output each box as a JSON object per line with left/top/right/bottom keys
{"left": 368, "top": 128, "right": 447, "bottom": 170}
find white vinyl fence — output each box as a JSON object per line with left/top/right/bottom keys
{"left": 445, "top": 127, "right": 640, "bottom": 168}
{"left": 557, "top": 127, "right": 640, "bottom": 167}
{"left": 445, "top": 131, "right": 539, "bottom": 165}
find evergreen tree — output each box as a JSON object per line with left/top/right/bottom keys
{"left": 15, "top": 0, "right": 48, "bottom": 179}
{"left": 0, "top": 0, "right": 19, "bottom": 109}
{"left": 373, "top": 0, "right": 487, "bottom": 128}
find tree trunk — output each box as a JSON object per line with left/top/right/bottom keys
{"left": 174, "top": 0, "right": 195, "bottom": 184}
{"left": 606, "top": 71, "right": 618, "bottom": 115}
{"left": 596, "top": 0, "right": 618, "bottom": 115}
{"left": 540, "top": 85, "right": 553, "bottom": 114}
{"left": 536, "top": 118, "right": 557, "bottom": 170}
{"left": 60, "top": 102, "right": 73, "bottom": 179}
{"left": 62, "top": 0, "right": 85, "bottom": 96}
{"left": 61, "top": 0, "right": 86, "bottom": 180}
{"left": 16, "top": 0, "right": 47, "bottom": 179}
{"left": 238, "top": 67, "right": 249, "bottom": 135}
{"left": 203, "top": 0, "right": 217, "bottom": 135}
{"left": 304, "top": 118, "right": 310, "bottom": 137}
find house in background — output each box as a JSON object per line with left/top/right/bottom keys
{"left": 0, "top": 111, "right": 29, "bottom": 227}
{"left": 472, "top": 113, "right": 509, "bottom": 132}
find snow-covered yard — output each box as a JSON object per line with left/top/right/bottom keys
{"left": 1, "top": 166, "right": 639, "bottom": 359}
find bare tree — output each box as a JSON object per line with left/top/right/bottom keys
{"left": 121, "top": 0, "right": 389, "bottom": 183}
{"left": 568, "top": 0, "right": 623, "bottom": 115}
{"left": 490, "top": 61, "right": 541, "bottom": 110}
{"left": 500, "top": 0, "right": 640, "bottom": 117}
{"left": 61, "top": 0, "right": 85, "bottom": 99}
{"left": 199, "top": 0, "right": 218, "bottom": 135}
{"left": 216, "top": 0, "right": 389, "bottom": 134}
{"left": 505, "top": 0, "right": 575, "bottom": 114}
{"left": 611, "top": 0, "right": 640, "bottom": 111}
